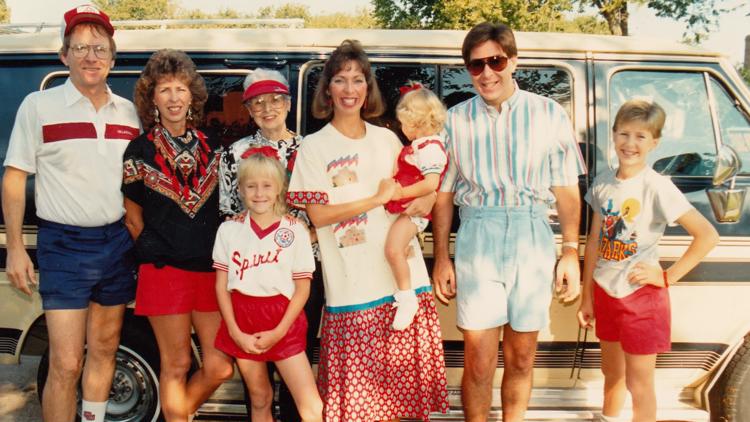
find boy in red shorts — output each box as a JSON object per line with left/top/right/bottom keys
{"left": 577, "top": 99, "right": 719, "bottom": 422}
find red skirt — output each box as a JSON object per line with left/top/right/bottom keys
{"left": 318, "top": 290, "right": 449, "bottom": 421}
{"left": 214, "top": 292, "right": 307, "bottom": 361}
{"left": 135, "top": 264, "right": 218, "bottom": 316}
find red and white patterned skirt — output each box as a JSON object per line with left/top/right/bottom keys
{"left": 318, "top": 290, "right": 449, "bottom": 421}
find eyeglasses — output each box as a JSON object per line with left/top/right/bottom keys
{"left": 69, "top": 43, "right": 112, "bottom": 59}
{"left": 466, "top": 55, "right": 510, "bottom": 76}
{"left": 247, "top": 94, "right": 287, "bottom": 112}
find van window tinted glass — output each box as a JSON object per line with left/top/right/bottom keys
{"left": 45, "top": 73, "right": 253, "bottom": 147}
{"left": 610, "top": 71, "right": 715, "bottom": 177}
{"left": 709, "top": 77, "right": 750, "bottom": 174}
{"left": 303, "top": 63, "right": 436, "bottom": 140}
{"left": 440, "top": 66, "right": 572, "bottom": 116}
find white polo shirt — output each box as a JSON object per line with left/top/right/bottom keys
{"left": 213, "top": 212, "right": 315, "bottom": 299}
{"left": 4, "top": 78, "right": 140, "bottom": 227}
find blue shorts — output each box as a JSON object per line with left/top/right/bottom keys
{"left": 36, "top": 219, "right": 136, "bottom": 310}
{"left": 455, "top": 205, "right": 556, "bottom": 331}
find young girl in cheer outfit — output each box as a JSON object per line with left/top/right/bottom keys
{"left": 385, "top": 84, "right": 449, "bottom": 330}
{"left": 212, "top": 148, "right": 322, "bottom": 422}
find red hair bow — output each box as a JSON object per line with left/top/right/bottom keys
{"left": 399, "top": 81, "right": 423, "bottom": 96}
{"left": 241, "top": 145, "right": 279, "bottom": 160}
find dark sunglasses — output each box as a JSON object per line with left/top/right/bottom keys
{"left": 466, "top": 55, "right": 510, "bottom": 76}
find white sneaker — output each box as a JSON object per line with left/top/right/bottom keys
{"left": 392, "top": 290, "right": 419, "bottom": 330}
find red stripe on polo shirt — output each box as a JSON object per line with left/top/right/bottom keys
{"left": 105, "top": 124, "right": 140, "bottom": 141}
{"left": 42, "top": 122, "right": 97, "bottom": 143}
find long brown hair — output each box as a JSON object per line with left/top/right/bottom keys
{"left": 311, "top": 39, "right": 385, "bottom": 121}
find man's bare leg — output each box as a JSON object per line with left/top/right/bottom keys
{"left": 43, "top": 308, "right": 88, "bottom": 421}
{"left": 82, "top": 303, "right": 126, "bottom": 401}
{"left": 462, "top": 327, "right": 501, "bottom": 422}
{"left": 500, "top": 326, "right": 539, "bottom": 422}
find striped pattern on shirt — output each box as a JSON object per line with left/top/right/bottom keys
{"left": 440, "top": 89, "right": 586, "bottom": 207}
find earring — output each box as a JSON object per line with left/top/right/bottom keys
{"left": 187, "top": 106, "right": 193, "bottom": 121}
{"left": 154, "top": 107, "right": 160, "bottom": 124}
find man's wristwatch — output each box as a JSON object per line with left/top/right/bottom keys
{"left": 561, "top": 241, "right": 579, "bottom": 252}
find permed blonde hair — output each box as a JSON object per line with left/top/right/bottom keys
{"left": 396, "top": 87, "right": 447, "bottom": 135}
{"left": 613, "top": 99, "right": 666, "bottom": 139}
{"left": 237, "top": 154, "right": 288, "bottom": 216}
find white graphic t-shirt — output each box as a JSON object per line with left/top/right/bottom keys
{"left": 585, "top": 167, "right": 693, "bottom": 298}
{"left": 288, "top": 122, "right": 430, "bottom": 309}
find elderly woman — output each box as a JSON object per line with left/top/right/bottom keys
{"left": 122, "top": 49, "right": 233, "bottom": 422}
{"left": 218, "top": 68, "right": 324, "bottom": 422}
{"left": 288, "top": 39, "right": 449, "bottom": 421}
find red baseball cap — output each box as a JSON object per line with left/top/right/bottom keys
{"left": 242, "top": 80, "right": 290, "bottom": 102}
{"left": 61, "top": 4, "right": 114, "bottom": 39}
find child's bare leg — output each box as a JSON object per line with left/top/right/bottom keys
{"left": 625, "top": 352, "right": 657, "bottom": 422}
{"left": 275, "top": 352, "right": 323, "bottom": 422}
{"left": 236, "top": 359, "right": 275, "bottom": 422}
{"left": 600, "top": 340, "right": 626, "bottom": 418}
{"left": 385, "top": 214, "right": 420, "bottom": 330}
{"left": 385, "top": 214, "right": 419, "bottom": 291}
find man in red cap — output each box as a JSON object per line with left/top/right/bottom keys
{"left": 2, "top": 4, "right": 139, "bottom": 422}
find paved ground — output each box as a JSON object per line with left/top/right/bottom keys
{"left": 0, "top": 355, "right": 42, "bottom": 422}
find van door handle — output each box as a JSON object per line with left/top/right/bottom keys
{"left": 223, "top": 59, "right": 287, "bottom": 69}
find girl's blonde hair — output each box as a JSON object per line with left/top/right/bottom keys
{"left": 237, "top": 154, "right": 288, "bottom": 216}
{"left": 396, "top": 87, "right": 447, "bottom": 135}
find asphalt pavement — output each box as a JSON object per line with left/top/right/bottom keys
{"left": 0, "top": 355, "right": 42, "bottom": 422}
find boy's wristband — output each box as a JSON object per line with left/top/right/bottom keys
{"left": 663, "top": 270, "right": 669, "bottom": 288}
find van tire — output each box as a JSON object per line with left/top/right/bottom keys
{"left": 37, "top": 324, "right": 162, "bottom": 422}
{"left": 717, "top": 334, "right": 750, "bottom": 421}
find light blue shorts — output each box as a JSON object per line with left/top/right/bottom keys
{"left": 455, "top": 205, "right": 556, "bottom": 332}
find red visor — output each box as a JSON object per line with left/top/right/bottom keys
{"left": 242, "top": 80, "right": 290, "bottom": 102}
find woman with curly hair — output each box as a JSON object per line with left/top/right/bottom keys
{"left": 122, "top": 49, "right": 233, "bottom": 422}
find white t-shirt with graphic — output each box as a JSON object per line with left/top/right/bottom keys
{"left": 288, "top": 122, "right": 430, "bottom": 309}
{"left": 212, "top": 213, "right": 315, "bottom": 299}
{"left": 585, "top": 167, "right": 693, "bottom": 298}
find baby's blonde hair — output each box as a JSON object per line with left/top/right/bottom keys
{"left": 396, "top": 87, "right": 447, "bottom": 135}
{"left": 237, "top": 154, "right": 288, "bottom": 216}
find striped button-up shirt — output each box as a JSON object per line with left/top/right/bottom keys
{"left": 440, "top": 87, "right": 586, "bottom": 206}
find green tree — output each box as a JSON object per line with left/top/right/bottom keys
{"left": 739, "top": 66, "right": 750, "bottom": 89}
{"left": 93, "top": 0, "right": 177, "bottom": 20}
{"left": 579, "top": 0, "right": 735, "bottom": 41}
{"left": 372, "top": 0, "right": 606, "bottom": 32}
{"left": 307, "top": 7, "right": 379, "bottom": 28}
{"left": 0, "top": 0, "right": 9, "bottom": 23}
{"left": 257, "top": 3, "right": 311, "bottom": 20}
{"left": 256, "top": 3, "right": 378, "bottom": 29}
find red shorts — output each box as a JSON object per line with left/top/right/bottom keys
{"left": 134, "top": 264, "right": 219, "bottom": 316}
{"left": 594, "top": 282, "right": 671, "bottom": 355}
{"left": 214, "top": 292, "right": 307, "bottom": 362}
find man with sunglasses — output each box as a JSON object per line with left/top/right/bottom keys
{"left": 2, "top": 5, "right": 139, "bottom": 422}
{"left": 431, "top": 22, "right": 586, "bottom": 422}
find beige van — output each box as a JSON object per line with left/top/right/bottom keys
{"left": 1, "top": 25, "right": 749, "bottom": 421}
